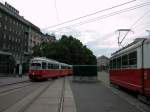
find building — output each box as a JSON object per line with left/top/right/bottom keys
{"left": 0, "top": 2, "right": 30, "bottom": 75}
{"left": 97, "top": 55, "right": 110, "bottom": 71}
{"left": 42, "top": 33, "right": 56, "bottom": 43}
{"left": 0, "top": 1, "right": 56, "bottom": 75}
{"left": 28, "top": 23, "right": 43, "bottom": 55}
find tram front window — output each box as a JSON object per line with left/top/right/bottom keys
{"left": 31, "top": 63, "right": 41, "bottom": 70}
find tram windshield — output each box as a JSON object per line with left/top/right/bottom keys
{"left": 30, "top": 63, "right": 41, "bottom": 70}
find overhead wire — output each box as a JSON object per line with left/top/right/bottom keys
{"left": 43, "top": 0, "right": 136, "bottom": 30}
{"left": 119, "top": 8, "right": 150, "bottom": 44}
{"left": 50, "top": 1, "right": 150, "bottom": 32}
{"left": 54, "top": 0, "right": 59, "bottom": 23}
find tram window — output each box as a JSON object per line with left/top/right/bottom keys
{"left": 110, "top": 60, "right": 113, "bottom": 69}
{"left": 116, "top": 57, "right": 121, "bottom": 68}
{"left": 42, "top": 62, "right": 47, "bottom": 69}
{"left": 51, "top": 64, "right": 54, "bottom": 69}
{"left": 56, "top": 65, "right": 59, "bottom": 69}
{"left": 48, "top": 63, "right": 51, "bottom": 69}
{"left": 112, "top": 59, "right": 117, "bottom": 69}
{"left": 122, "top": 55, "right": 128, "bottom": 68}
{"left": 56, "top": 64, "right": 58, "bottom": 69}
{"left": 31, "top": 63, "right": 41, "bottom": 69}
{"left": 54, "top": 64, "right": 57, "bottom": 69}
{"left": 129, "top": 51, "right": 137, "bottom": 67}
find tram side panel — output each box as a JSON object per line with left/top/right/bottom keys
{"left": 46, "top": 69, "right": 60, "bottom": 77}
{"left": 143, "top": 43, "right": 150, "bottom": 97}
{"left": 110, "top": 69, "right": 143, "bottom": 93}
{"left": 110, "top": 47, "right": 144, "bottom": 94}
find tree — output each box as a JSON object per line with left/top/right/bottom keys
{"left": 32, "top": 35, "right": 97, "bottom": 65}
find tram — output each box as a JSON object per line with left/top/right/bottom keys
{"left": 109, "top": 37, "right": 150, "bottom": 101}
{"left": 29, "top": 57, "right": 72, "bottom": 81}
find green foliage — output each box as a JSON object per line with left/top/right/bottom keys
{"left": 32, "top": 35, "right": 97, "bottom": 65}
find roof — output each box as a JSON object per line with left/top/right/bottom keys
{"left": 0, "top": 2, "right": 30, "bottom": 26}
{"left": 0, "top": 2, "right": 41, "bottom": 32}
{"left": 97, "top": 55, "right": 109, "bottom": 60}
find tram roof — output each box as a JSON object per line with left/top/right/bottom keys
{"left": 111, "top": 37, "right": 150, "bottom": 58}
{"left": 31, "top": 57, "right": 59, "bottom": 64}
{"left": 31, "top": 57, "right": 72, "bottom": 67}
{"left": 59, "top": 62, "right": 72, "bottom": 67}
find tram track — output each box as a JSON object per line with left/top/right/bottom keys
{"left": 0, "top": 81, "right": 32, "bottom": 95}
{"left": 0, "top": 80, "right": 29, "bottom": 88}
{"left": 22, "top": 78, "right": 66, "bottom": 112}
{"left": 20, "top": 81, "right": 54, "bottom": 112}
{"left": 0, "top": 79, "right": 53, "bottom": 112}
{"left": 58, "top": 78, "right": 66, "bottom": 112}
{"left": 1, "top": 77, "right": 75, "bottom": 112}
{"left": 2, "top": 79, "right": 55, "bottom": 112}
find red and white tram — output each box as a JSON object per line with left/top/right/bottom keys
{"left": 29, "top": 57, "right": 72, "bottom": 81}
{"left": 110, "top": 37, "right": 150, "bottom": 100}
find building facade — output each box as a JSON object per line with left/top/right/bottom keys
{"left": 0, "top": 2, "right": 30, "bottom": 75}
{"left": 42, "top": 33, "right": 56, "bottom": 43}
{"left": 28, "top": 23, "right": 43, "bottom": 55}
{"left": 0, "top": 2, "right": 56, "bottom": 75}
{"left": 97, "top": 55, "right": 110, "bottom": 71}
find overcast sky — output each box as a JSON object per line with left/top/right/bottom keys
{"left": 2, "top": 0, "right": 150, "bottom": 57}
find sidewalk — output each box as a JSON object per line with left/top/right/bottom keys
{"left": 0, "top": 75, "right": 29, "bottom": 87}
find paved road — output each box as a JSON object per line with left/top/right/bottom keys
{"left": 0, "top": 76, "right": 29, "bottom": 87}
{"left": 1, "top": 77, "right": 76, "bottom": 112}
{"left": 0, "top": 81, "right": 49, "bottom": 112}
{"left": 98, "top": 71, "right": 150, "bottom": 112}
{"left": 70, "top": 81, "right": 143, "bottom": 112}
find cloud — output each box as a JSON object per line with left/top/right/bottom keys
{"left": 92, "top": 48, "right": 117, "bottom": 58}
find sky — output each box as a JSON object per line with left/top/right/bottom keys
{"left": 1, "top": 0, "right": 150, "bottom": 57}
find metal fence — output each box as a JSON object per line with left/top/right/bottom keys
{"left": 72, "top": 65, "right": 98, "bottom": 82}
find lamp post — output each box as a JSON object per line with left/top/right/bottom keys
{"left": 19, "top": 40, "right": 23, "bottom": 77}
{"left": 18, "top": 31, "right": 28, "bottom": 77}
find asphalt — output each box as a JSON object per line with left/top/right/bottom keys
{"left": 3, "top": 77, "right": 76, "bottom": 112}
{"left": 70, "top": 80, "right": 143, "bottom": 112}
{"left": 0, "top": 74, "right": 149, "bottom": 112}
{"left": 0, "top": 75, "right": 29, "bottom": 87}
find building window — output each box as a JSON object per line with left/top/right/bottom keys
{"left": 5, "top": 16, "right": 7, "bottom": 21}
{"left": 0, "top": 12, "right": 2, "bottom": 18}
{"left": 4, "top": 34, "right": 6, "bottom": 39}
{"left": 0, "top": 22, "right": 1, "bottom": 28}
{"left": 9, "top": 35, "right": 11, "bottom": 40}
{"left": 4, "top": 25, "right": 7, "bottom": 30}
